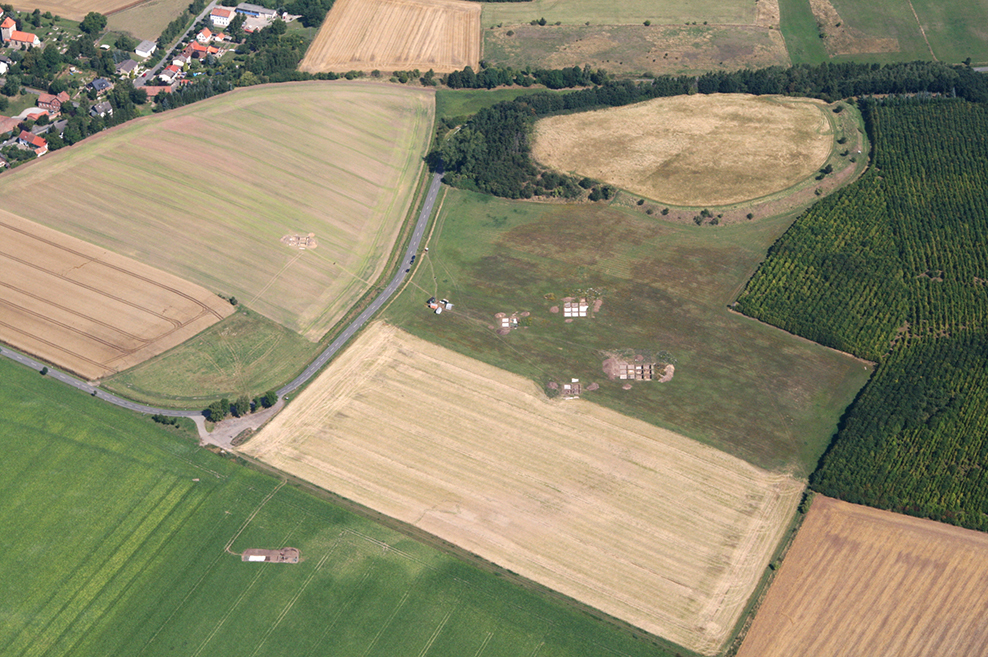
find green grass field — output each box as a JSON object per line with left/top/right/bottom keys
{"left": 106, "top": 0, "right": 199, "bottom": 40}
{"left": 386, "top": 190, "right": 870, "bottom": 473}
{"left": 436, "top": 88, "right": 565, "bottom": 120}
{"left": 0, "top": 356, "right": 692, "bottom": 657}
{"left": 777, "top": 0, "right": 828, "bottom": 64}
{"left": 0, "top": 81, "right": 434, "bottom": 342}
{"left": 779, "top": 0, "right": 988, "bottom": 64}
{"left": 100, "top": 308, "right": 320, "bottom": 407}
{"left": 480, "top": 0, "right": 753, "bottom": 28}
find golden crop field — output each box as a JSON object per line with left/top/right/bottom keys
{"left": 6, "top": 0, "right": 135, "bottom": 21}
{"left": 299, "top": 0, "right": 481, "bottom": 74}
{"left": 0, "top": 82, "right": 434, "bottom": 341}
{"left": 532, "top": 94, "right": 834, "bottom": 206}
{"left": 738, "top": 496, "right": 988, "bottom": 657}
{"left": 0, "top": 211, "right": 232, "bottom": 380}
{"left": 244, "top": 321, "right": 805, "bottom": 655}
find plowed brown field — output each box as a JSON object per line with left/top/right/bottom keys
{"left": 738, "top": 496, "right": 988, "bottom": 657}
{"left": 299, "top": 0, "right": 480, "bottom": 74}
{"left": 0, "top": 211, "right": 233, "bottom": 380}
{"left": 244, "top": 321, "right": 804, "bottom": 655}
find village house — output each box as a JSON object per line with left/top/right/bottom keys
{"left": 196, "top": 27, "right": 212, "bottom": 43}
{"left": 36, "top": 91, "right": 70, "bottom": 115}
{"left": 89, "top": 101, "right": 113, "bottom": 118}
{"left": 210, "top": 6, "right": 234, "bottom": 27}
{"left": 158, "top": 64, "right": 181, "bottom": 83}
{"left": 135, "top": 39, "right": 156, "bottom": 58}
{"left": 89, "top": 77, "right": 112, "bottom": 93}
{"left": 17, "top": 129, "right": 47, "bottom": 156}
{"left": 115, "top": 59, "right": 138, "bottom": 76}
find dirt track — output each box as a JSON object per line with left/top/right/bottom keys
{"left": 244, "top": 321, "right": 804, "bottom": 655}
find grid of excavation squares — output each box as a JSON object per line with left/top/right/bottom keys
{"left": 562, "top": 299, "right": 588, "bottom": 318}
{"left": 0, "top": 211, "right": 233, "bottom": 380}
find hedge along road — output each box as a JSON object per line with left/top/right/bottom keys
{"left": 0, "top": 169, "right": 445, "bottom": 419}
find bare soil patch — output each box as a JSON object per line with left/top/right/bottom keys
{"left": 533, "top": 94, "right": 834, "bottom": 207}
{"left": 0, "top": 211, "right": 232, "bottom": 380}
{"left": 739, "top": 496, "right": 988, "bottom": 657}
{"left": 244, "top": 321, "right": 804, "bottom": 655}
{"left": 300, "top": 0, "right": 481, "bottom": 74}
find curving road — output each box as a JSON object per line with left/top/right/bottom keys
{"left": 0, "top": 168, "right": 444, "bottom": 418}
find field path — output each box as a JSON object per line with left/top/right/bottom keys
{"left": 0, "top": 169, "right": 444, "bottom": 429}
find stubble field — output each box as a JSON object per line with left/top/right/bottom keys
{"left": 244, "top": 321, "right": 805, "bottom": 655}
{"left": 0, "top": 356, "right": 681, "bottom": 657}
{"left": 532, "top": 94, "right": 835, "bottom": 206}
{"left": 5, "top": 0, "right": 134, "bottom": 21}
{"left": 106, "top": 0, "right": 195, "bottom": 40}
{"left": 0, "top": 210, "right": 232, "bottom": 379}
{"left": 0, "top": 82, "right": 432, "bottom": 343}
{"left": 299, "top": 0, "right": 480, "bottom": 74}
{"left": 738, "top": 496, "right": 988, "bottom": 656}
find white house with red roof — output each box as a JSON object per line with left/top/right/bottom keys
{"left": 210, "top": 6, "right": 234, "bottom": 27}
{"left": 196, "top": 27, "right": 212, "bottom": 43}
{"left": 18, "top": 130, "right": 47, "bottom": 156}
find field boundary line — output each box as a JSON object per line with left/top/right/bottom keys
{"left": 192, "top": 515, "right": 304, "bottom": 657}
{"left": 472, "top": 631, "right": 494, "bottom": 657}
{"left": 360, "top": 589, "right": 412, "bottom": 657}
{"left": 225, "top": 480, "right": 286, "bottom": 554}
{"left": 417, "top": 609, "right": 453, "bottom": 657}
{"left": 247, "top": 537, "right": 340, "bottom": 657}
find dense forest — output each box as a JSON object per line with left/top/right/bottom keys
{"left": 435, "top": 62, "right": 988, "bottom": 199}
{"left": 736, "top": 98, "right": 988, "bottom": 529}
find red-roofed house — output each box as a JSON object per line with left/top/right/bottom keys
{"left": 210, "top": 6, "right": 233, "bottom": 27}
{"left": 187, "top": 41, "right": 220, "bottom": 59}
{"left": 9, "top": 30, "right": 40, "bottom": 48}
{"left": 1, "top": 16, "right": 15, "bottom": 41}
{"left": 18, "top": 130, "right": 47, "bottom": 156}
{"left": 196, "top": 27, "right": 212, "bottom": 43}
{"left": 159, "top": 64, "right": 181, "bottom": 83}
{"left": 37, "top": 91, "right": 70, "bottom": 114}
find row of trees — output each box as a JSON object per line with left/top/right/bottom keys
{"left": 736, "top": 98, "right": 988, "bottom": 530}
{"left": 205, "top": 390, "right": 279, "bottom": 422}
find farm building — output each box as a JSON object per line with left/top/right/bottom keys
{"left": 210, "top": 6, "right": 234, "bottom": 26}
{"left": 17, "top": 130, "right": 47, "bottom": 156}
{"left": 36, "top": 91, "right": 69, "bottom": 114}
{"left": 241, "top": 547, "right": 300, "bottom": 563}
{"left": 135, "top": 40, "right": 156, "bottom": 58}
{"left": 236, "top": 3, "right": 277, "bottom": 18}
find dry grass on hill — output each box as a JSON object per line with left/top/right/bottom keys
{"left": 299, "top": 0, "right": 480, "bottom": 74}
{"left": 244, "top": 321, "right": 804, "bottom": 655}
{"left": 0, "top": 211, "right": 232, "bottom": 379}
{"left": 739, "top": 496, "right": 988, "bottom": 657}
{"left": 532, "top": 94, "right": 834, "bottom": 207}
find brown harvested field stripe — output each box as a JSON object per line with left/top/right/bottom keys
{"left": 244, "top": 321, "right": 804, "bottom": 655}
{"left": 0, "top": 211, "right": 234, "bottom": 380}
{"left": 6, "top": 0, "right": 137, "bottom": 21}
{"left": 299, "top": 0, "right": 481, "bottom": 74}
{"left": 738, "top": 496, "right": 988, "bottom": 657}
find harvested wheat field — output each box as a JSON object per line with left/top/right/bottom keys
{"left": 738, "top": 496, "right": 988, "bottom": 657}
{"left": 0, "top": 211, "right": 232, "bottom": 380}
{"left": 245, "top": 321, "right": 804, "bottom": 655}
{"left": 6, "top": 0, "right": 133, "bottom": 20}
{"left": 299, "top": 0, "right": 480, "bottom": 74}
{"left": 0, "top": 82, "right": 433, "bottom": 341}
{"left": 532, "top": 94, "right": 834, "bottom": 206}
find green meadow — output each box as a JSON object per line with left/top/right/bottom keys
{"left": 385, "top": 190, "right": 871, "bottom": 473}
{"left": 0, "top": 356, "right": 689, "bottom": 657}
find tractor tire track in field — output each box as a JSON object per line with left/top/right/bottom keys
{"left": 0, "top": 170, "right": 445, "bottom": 427}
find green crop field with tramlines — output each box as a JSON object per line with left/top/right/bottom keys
{"left": 0, "top": 356, "right": 692, "bottom": 657}
{"left": 736, "top": 98, "right": 988, "bottom": 529}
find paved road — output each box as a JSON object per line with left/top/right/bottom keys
{"left": 278, "top": 169, "right": 444, "bottom": 396}
{"left": 136, "top": 0, "right": 218, "bottom": 86}
{"left": 0, "top": 168, "right": 444, "bottom": 418}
